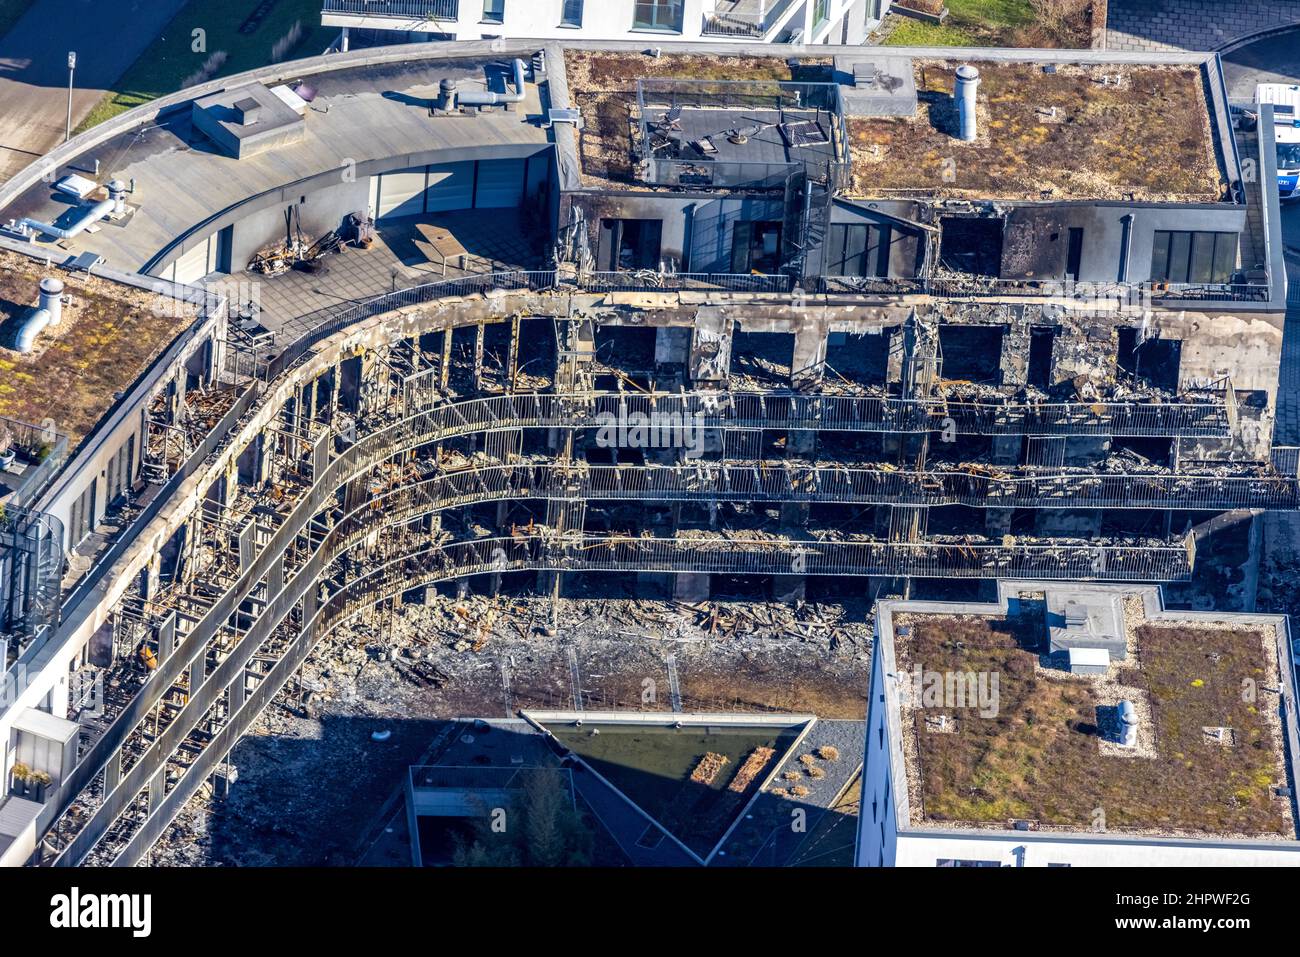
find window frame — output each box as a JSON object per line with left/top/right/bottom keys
{"left": 1150, "top": 230, "right": 1238, "bottom": 285}
{"left": 559, "top": 0, "right": 583, "bottom": 27}
{"left": 632, "top": 0, "right": 683, "bottom": 32}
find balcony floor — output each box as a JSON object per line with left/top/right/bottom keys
{"left": 235, "top": 209, "right": 548, "bottom": 333}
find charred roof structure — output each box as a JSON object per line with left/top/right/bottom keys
{"left": 0, "top": 38, "right": 1291, "bottom": 868}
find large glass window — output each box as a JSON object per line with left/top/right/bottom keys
{"left": 633, "top": 0, "right": 683, "bottom": 31}
{"left": 731, "top": 221, "right": 783, "bottom": 274}
{"left": 1150, "top": 230, "right": 1238, "bottom": 284}
{"left": 826, "top": 223, "right": 892, "bottom": 278}
{"left": 482, "top": 0, "right": 504, "bottom": 23}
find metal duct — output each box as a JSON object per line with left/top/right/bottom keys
{"left": 458, "top": 58, "right": 527, "bottom": 107}
{"left": 13, "top": 308, "right": 52, "bottom": 353}
{"left": 955, "top": 64, "right": 980, "bottom": 142}
{"left": 17, "top": 198, "right": 114, "bottom": 241}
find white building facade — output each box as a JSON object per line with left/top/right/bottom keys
{"left": 322, "top": 0, "right": 891, "bottom": 48}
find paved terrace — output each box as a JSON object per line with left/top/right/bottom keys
{"left": 0, "top": 52, "right": 552, "bottom": 276}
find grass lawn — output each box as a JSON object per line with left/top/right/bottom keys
{"left": 0, "top": 0, "right": 34, "bottom": 39}
{"left": 75, "top": 0, "right": 337, "bottom": 132}
{"left": 883, "top": 0, "right": 1085, "bottom": 48}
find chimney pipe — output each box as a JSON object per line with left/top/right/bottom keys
{"left": 1118, "top": 699, "right": 1138, "bottom": 747}
{"left": 107, "top": 179, "right": 127, "bottom": 215}
{"left": 955, "top": 64, "right": 980, "bottom": 142}
{"left": 39, "top": 278, "right": 64, "bottom": 325}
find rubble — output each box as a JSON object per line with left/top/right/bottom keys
{"left": 143, "top": 587, "right": 873, "bottom": 866}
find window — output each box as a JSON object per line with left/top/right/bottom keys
{"left": 599, "top": 219, "right": 662, "bottom": 271}
{"left": 731, "top": 221, "right": 783, "bottom": 274}
{"left": 1278, "top": 141, "right": 1300, "bottom": 173}
{"left": 937, "top": 859, "right": 1001, "bottom": 867}
{"left": 938, "top": 216, "right": 1004, "bottom": 277}
{"left": 827, "top": 223, "right": 892, "bottom": 278}
{"left": 813, "top": 0, "right": 830, "bottom": 29}
{"left": 1065, "top": 227, "right": 1083, "bottom": 281}
{"left": 560, "top": 0, "right": 583, "bottom": 26}
{"left": 482, "top": 0, "right": 504, "bottom": 23}
{"left": 1150, "top": 230, "right": 1237, "bottom": 284}
{"left": 632, "top": 0, "right": 682, "bottom": 31}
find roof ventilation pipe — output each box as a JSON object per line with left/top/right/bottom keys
{"left": 458, "top": 58, "right": 528, "bottom": 108}
{"left": 13, "top": 308, "right": 52, "bottom": 353}
{"left": 15, "top": 198, "right": 114, "bottom": 241}
{"left": 1117, "top": 700, "right": 1138, "bottom": 747}
{"left": 955, "top": 64, "right": 980, "bottom": 142}
{"left": 39, "top": 278, "right": 64, "bottom": 325}
{"left": 437, "top": 77, "right": 458, "bottom": 112}
{"left": 107, "top": 179, "right": 128, "bottom": 215}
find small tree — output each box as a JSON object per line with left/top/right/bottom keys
{"left": 453, "top": 769, "right": 592, "bottom": 867}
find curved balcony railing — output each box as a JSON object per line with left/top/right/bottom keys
{"left": 338, "top": 459, "right": 1300, "bottom": 514}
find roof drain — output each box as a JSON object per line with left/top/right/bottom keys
{"left": 457, "top": 58, "right": 528, "bottom": 108}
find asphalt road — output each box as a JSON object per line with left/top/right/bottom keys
{"left": 0, "top": 0, "right": 188, "bottom": 184}
{"left": 1223, "top": 26, "right": 1300, "bottom": 276}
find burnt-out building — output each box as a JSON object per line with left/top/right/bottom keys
{"left": 555, "top": 42, "right": 1291, "bottom": 609}
{"left": 0, "top": 38, "right": 1291, "bottom": 867}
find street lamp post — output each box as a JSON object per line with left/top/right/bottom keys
{"left": 64, "top": 51, "right": 76, "bottom": 143}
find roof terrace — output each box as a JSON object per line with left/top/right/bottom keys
{"left": 845, "top": 60, "right": 1228, "bottom": 203}
{"left": 0, "top": 251, "right": 195, "bottom": 451}
{"left": 887, "top": 585, "right": 1297, "bottom": 841}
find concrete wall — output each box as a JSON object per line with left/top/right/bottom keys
{"left": 1000, "top": 203, "right": 1248, "bottom": 284}
{"left": 571, "top": 192, "right": 788, "bottom": 272}
{"left": 227, "top": 178, "right": 373, "bottom": 277}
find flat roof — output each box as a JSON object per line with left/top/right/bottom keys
{"left": 565, "top": 50, "right": 1228, "bottom": 203}
{"left": 1, "top": 57, "right": 550, "bottom": 273}
{"left": 566, "top": 50, "right": 834, "bottom": 189}
{"left": 881, "top": 583, "right": 1298, "bottom": 842}
{"left": 845, "top": 60, "right": 1227, "bottom": 202}
{"left": 0, "top": 250, "right": 195, "bottom": 448}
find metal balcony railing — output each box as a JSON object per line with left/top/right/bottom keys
{"left": 321, "top": 0, "right": 460, "bottom": 20}
{"left": 701, "top": 0, "right": 800, "bottom": 37}
{"left": 379, "top": 391, "right": 1232, "bottom": 441}
{"left": 342, "top": 461, "right": 1300, "bottom": 515}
